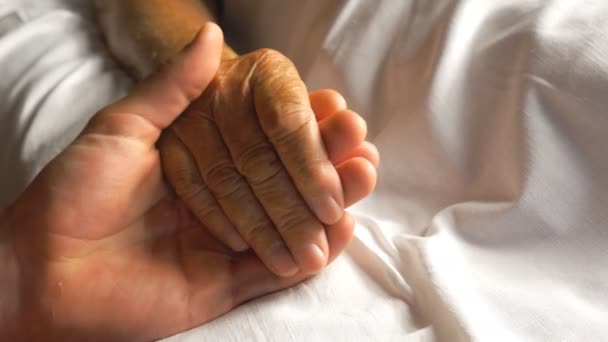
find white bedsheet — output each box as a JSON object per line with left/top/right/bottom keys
{"left": 1, "top": 0, "right": 607, "bottom": 341}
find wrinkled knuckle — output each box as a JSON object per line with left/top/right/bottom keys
{"left": 270, "top": 118, "right": 323, "bottom": 172}
{"left": 192, "top": 202, "right": 221, "bottom": 222}
{"left": 204, "top": 161, "right": 246, "bottom": 199}
{"left": 250, "top": 48, "right": 298, "bottom": 81}
{"left": 178, "top": 181, "right": 208, "bottom": 201}
{"left": 175, "top": 183, "right": 220, "bottom": 221}
{"left": 276, "top": 209, "right": 313, "bottom": 235}
{"left": 242, "top": 220, "right": 273, "bottom": 246}
{"left": 291, "top": 157, "right": 329, "bottom": 187}
{"left": 262, "top": 101, "right": 312, "bottom": 140}
{"left": 165, "top": 163, "right": 202, "bottom": 189}
{"left": 281, "top": 102, "right": 312, "bottom": 122}
{"left": 252, "top": 48, "right": 285, "bottom": 63}
{"left": 269, "top": 110, "right": 315, "bottom": 145}
{"left": 235, "top": 143, "right": 283, "bottom": 186}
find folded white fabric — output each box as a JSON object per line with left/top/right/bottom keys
{"left": 315, "top": 1, "right": 608, "bottom": 340}
{"left": 1, "top": 0, "right": 607, "bottom": 341}
{"left": 0, "top": 0, "right": 132, "bottom": 207}
{"left": 222, "top": 1, "right": 608, "bottom": 340}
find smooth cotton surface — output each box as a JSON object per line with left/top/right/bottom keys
{"left": 1, "top": 0, "right": 607, "bottom": 341}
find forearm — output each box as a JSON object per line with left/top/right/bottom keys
{"left": 97, "top": 0, "right": 236, "bottom": 79}
{"left": 0, "top": 207, "right": 20, "bottom": 339}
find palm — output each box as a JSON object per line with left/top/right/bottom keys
{"left": 20, "top": 134, "right": 310, "bottom": 340}
{"left": 13, "top": 80, "right": 362, "bottom": 342}
{"left": 9, "top": 29, "right": 370, "bottom": 340}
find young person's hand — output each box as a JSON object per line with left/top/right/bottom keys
{"left": 0, "top": 24, "right": 375, "bottom": 341}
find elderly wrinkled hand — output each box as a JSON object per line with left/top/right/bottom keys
{"left": 160, "top": 48, "right": 378, "bottom": 277}
{"left": 95, "top": 0, "right": 379, "bottom": 278}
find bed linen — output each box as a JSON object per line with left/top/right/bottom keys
{"left": 1, "top": 0, "right": 607, "bottom": 341}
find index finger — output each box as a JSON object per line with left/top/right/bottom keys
{"left": 251, "top": 49, "right": 344, "bottom": 224}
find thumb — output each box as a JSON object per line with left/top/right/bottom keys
{"left": 84, "top": 23, "right": 224, "bottom": 146}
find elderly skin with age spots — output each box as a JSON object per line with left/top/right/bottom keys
{"left": 96, "top": 0, "right": 380, "bottom": 277}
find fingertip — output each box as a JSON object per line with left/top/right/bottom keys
{"left": 338, "top": 141, "right": 380, "bottom": 168}
{"left": 326, "top": 212, "right": 356, "bottom": 263}
{"left": 295, "top": 243, "right": 328, "bottom": 275}
{"left": 268, "top": 244, "right": 300, "bottom": 277}
{"left": 309, "top": 89, "right": 348, "bottom": 121}
{"left": 195, "top": 22, "right": 224, "bottom": 57}
{"left": 362, "top": 142, "right": 380, "bottom": 168}
{"left": 311, "top": 191, "right": 344, "bottom": 225}
{"left": 320, "top": 110, "right": 368, "bottom": 163}
{"left": 337, "top": 158, "right": 378, "bottom": 208}
{"left": 202, "top": 21, "right": 223, "bottom": 40}
{"left": 176, "top": 22, "right": 224, "bottom": 96}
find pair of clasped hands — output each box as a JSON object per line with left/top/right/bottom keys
{"left": 6, "top": 24, "right": 378, "bottom": 340}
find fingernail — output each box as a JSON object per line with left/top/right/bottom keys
{"left": 299, "top": 243, "right": 327, "bottom": 272}
{"left": 268, "top": 245, "right": 299, "bottom": 277}
{"left": 167, "top": 30, "right": 203, "bottom": 66}
{"left": 180, "top": 28, "right": 204, "bottom": 55}
{"left": 314, "top": 194, "right": 343, "bottom": 225}
{"left": 179, "top": 22, "right": 217, "bottom": 57}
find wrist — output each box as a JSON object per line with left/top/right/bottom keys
{"left": 0, "top": 207, "right": 21, "bottom": 338}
